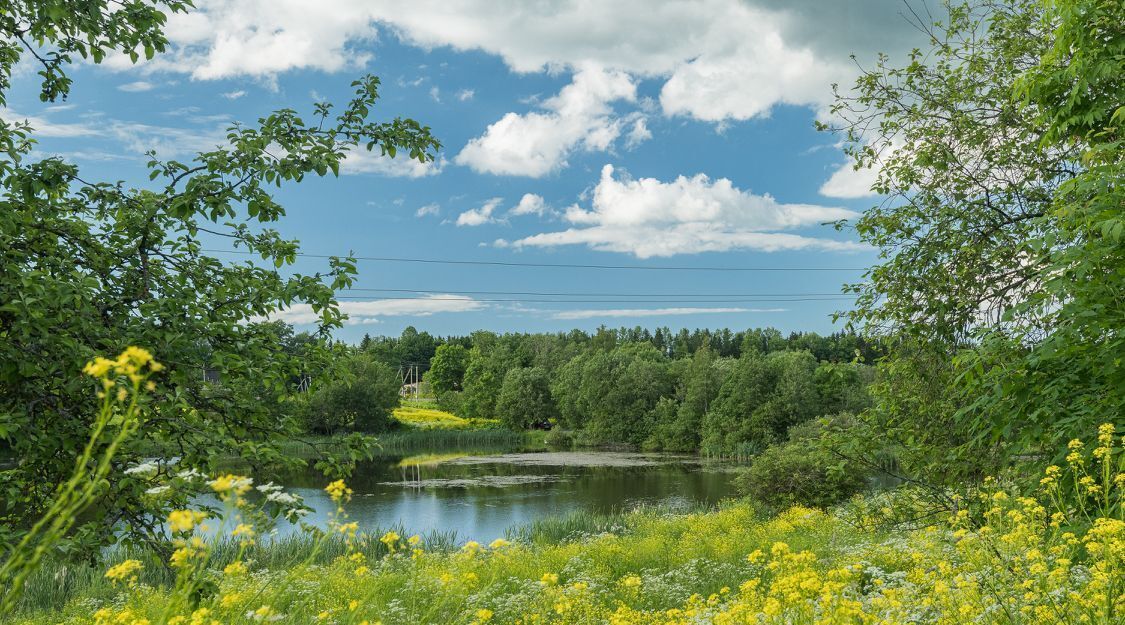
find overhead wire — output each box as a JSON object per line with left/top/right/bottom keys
{"left": 202, "top": 248, "right": 867, "bottom": 272}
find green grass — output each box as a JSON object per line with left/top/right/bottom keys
{"left": 14, "top": 485, "right": 1122, "bottom": 625}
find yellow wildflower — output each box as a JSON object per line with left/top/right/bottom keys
{"left": 231, "top": 523, "right": 255, "bottom": 538}
{"left": 325, "top": 479, "right": 353, "bottom": 502}
{"left": 105, "top": 559, "right": 143, "bottom": 586}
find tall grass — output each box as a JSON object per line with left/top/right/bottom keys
{"left": 10, "top": 526, "right": 467, "bottom": 616}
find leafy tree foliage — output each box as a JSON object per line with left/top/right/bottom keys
{"left": 303, "top": 355, "right": 400, "bottom": 434}
{"left": 460, "top": 333, "right": 515, "bottom": 420}
{"left": 957, "top": 0, "right": 1124, "bottom": 457}
{"left": 827, "top": 0, "right": 1123, "bottom": 475}
{"left": 646, "top": 342, "right": 728, "bottom": 451}
{"left": 826, "top": 0, "right": 1070, "bottom": 343}
{"left": 427, "top": 344, "right": 470, "bottom": 393}
{"left": 735, "top": 414, "right": 872, "bottom": 509}
{"left": 494, "top": 367, "right": 557, "bottom": 430}
{"left": 702, "top": 351, "right": 820, "bottom": 456}
{"left": 0, "top": 0, "right": 439, "bottom": 547}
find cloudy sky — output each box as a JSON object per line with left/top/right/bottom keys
{"left": 7, "top": 0, "right": 934, "bottom": 340}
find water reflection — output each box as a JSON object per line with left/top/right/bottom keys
{"left": 270, "top": 450, "right": 739, "bottom": 542}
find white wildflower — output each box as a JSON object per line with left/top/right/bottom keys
{"left": 124, "top": 462, "right": 158, "bottom": 476}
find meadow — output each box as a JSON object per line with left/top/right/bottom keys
{"left": 8, "top": 422, "right": 1122, "bottom": 625}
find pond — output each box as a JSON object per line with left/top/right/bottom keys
{"left": 266, "top": 449, "right": 740, "bottom": 542}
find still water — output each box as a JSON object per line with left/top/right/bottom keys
{"left": 268, "top": 450, "right": 739, "bottom": 542}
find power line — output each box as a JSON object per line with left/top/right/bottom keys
{"left": 333, "top": 295, "right": 855, "bottom": 303}
{"left": 340, "top": 287, "right": 849, "bottom": 297}
{"left": 203, "top": 249, "right": 866, "bottom": 272}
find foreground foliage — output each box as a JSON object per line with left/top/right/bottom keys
{"left": 0, "top": 0, "right": 439, "bottom": 550}
{"left": 8, "top": 409, "right": 1123, "bottom": 623}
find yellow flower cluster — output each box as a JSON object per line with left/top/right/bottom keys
{"left": 103, "top": 559, "right": 143, "bottom": 587}
{"left": 83, "top": 346, "right": 163, "bottom": 385}
{"left": 57, "top": 424, "right": 1122, "bottom": 625}
{"left": 325, "top": 479, "right": 353, "bottom": 503}
{"left": 167, "top": 509, "right": 208, "bottom": 533}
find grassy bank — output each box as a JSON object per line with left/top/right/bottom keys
{"left": 13, "top": 476, "right": 1124, "bottom": 624}
{"left": 267, "top": 429, "right": 542, "bottom": 460}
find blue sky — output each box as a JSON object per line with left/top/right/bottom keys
{"left": 6, "top": 0, "right": 933, "bottom": 341}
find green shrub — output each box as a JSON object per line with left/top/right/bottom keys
{"left": 735, "top": 414, "right": 871, "bottom": 509}
{"left": 436, "top": 390, "right": 464, "bottom": 415}
{"left": 495, "top": 367, "right": 557, "bottom": 429}
{"left": 304, "top": 356, "right": 400, "bottom": 433}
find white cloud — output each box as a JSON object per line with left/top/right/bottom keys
{"left": 113, "top": 0, "right": 378, "bottom": 80}
{"left": 455, "top": 65, "right": 636, "bottom": 177}
{"left": 501, "top": 164, "right": 861, "bottom": 257}
{"left": 221, "top": 89, "right": 247, "bottom": 100}
{"left": 415, "top": 203, "right": 440, "bottom": 217}
{"left": 819, "top": 161, "right": 879, "bottom": 198}
{"left": 456, "top": 197, "right": 504, "bottom": 226}
{"left": 340, "top": 151, "right": 445, "bottom": 177}
{"left": 105, "top": 120, "right": 227, "bottom": 157}
{"left": 625, "top": 118, "right": 652, "bottom": 149}
{"left": 456, "top": 89, "right": 475, "bottom": 101}
{"left": 361, "top": 0, "right": 863, "bottom": 122}
{"left": 271, "top": 295, "right": 485, "bottom": 325}
{"left": 509, "top": 193, "right": 547, "bottom": 217}
{"left": 552, "top": 307, "right": 786, "bottom": 320}
{"left": 107, "top": 1, "right": 927, "bottom": 124}
{"left": 1, "top": 109, "right": 98, "bottom": 138}
{"left": 118, "top": 81, "right": 155, "bottom": 92}
{"left": 429, "top": 86, "right": 441, "bottom": 101}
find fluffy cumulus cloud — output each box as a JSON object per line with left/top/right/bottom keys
{"left": 270, "top": 295, "right": 485, "bottom": 325}
{"left": 509, "top": 193, "right": 547, "bottom": 217}
{"left": 552, "top": 307, "right": 785, "bottom": 320}
{"left": 112, "top": 0, "right": 378, "bottom": 80}
{"left": 125, "top": 0, "right": 926, "bottom": 122}
{"left": 456, "top": 197, "right": 504, "bottom": 226}
{"left": 455, "top": 65, "right": 640, "bottom": 177}
{"left": 819, "top": 161, "right": 880, "bottom": 199}
{"left": 500, "top": 164, "right": 861, "bottom": 257}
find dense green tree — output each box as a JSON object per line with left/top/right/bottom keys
{"left": 813, "top": 362, "right": 874, "bottom": 416}
{"left": 303, "top": 355, "right": 400, "bottom": 434}
{"left": 427, "top": 343, "right": 470, "bottom": 393}
{"left": 495, "top": 367, "right": 558, "bottom": 430}
{"left": 647, "top": 342, "right": 726, "bottom": 451}
{"left": 827, "top": 0, "right": 1121, "bottom": 473}
{"left": 550, "top": 352, "right": 589, "bottom": 430}
{"left": 953, "top": 0, "right": 1124, "bottom": 462}
{"left": 580, "top": 343, "right": 674, "bottom": 446}
{"left": 394, "top": 326, "right": 438, "bottom": 366}
{"left": 0, "top": 0, "right": 438, "bottom": 547}
{"left": 460, "top": 333, "right": 514, "bottom": 419}
{"left": 702, "top": 351, "right": 819, "bottom": 456}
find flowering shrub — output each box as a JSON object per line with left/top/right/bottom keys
{"left": 3, "top": 353, "right": 1122, "bottom": 624}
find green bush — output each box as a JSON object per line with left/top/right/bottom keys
{"left": 435, "top": 390, "right": 464, "bottom": 415}
{"left": 495, "top": 366, "right": 557, "bottom": 429}
{"left": 304, "top": 356, "right": 400, "bottom": 433}
{"left": 735, "top": 414, "right": 871, "bottom": 509}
